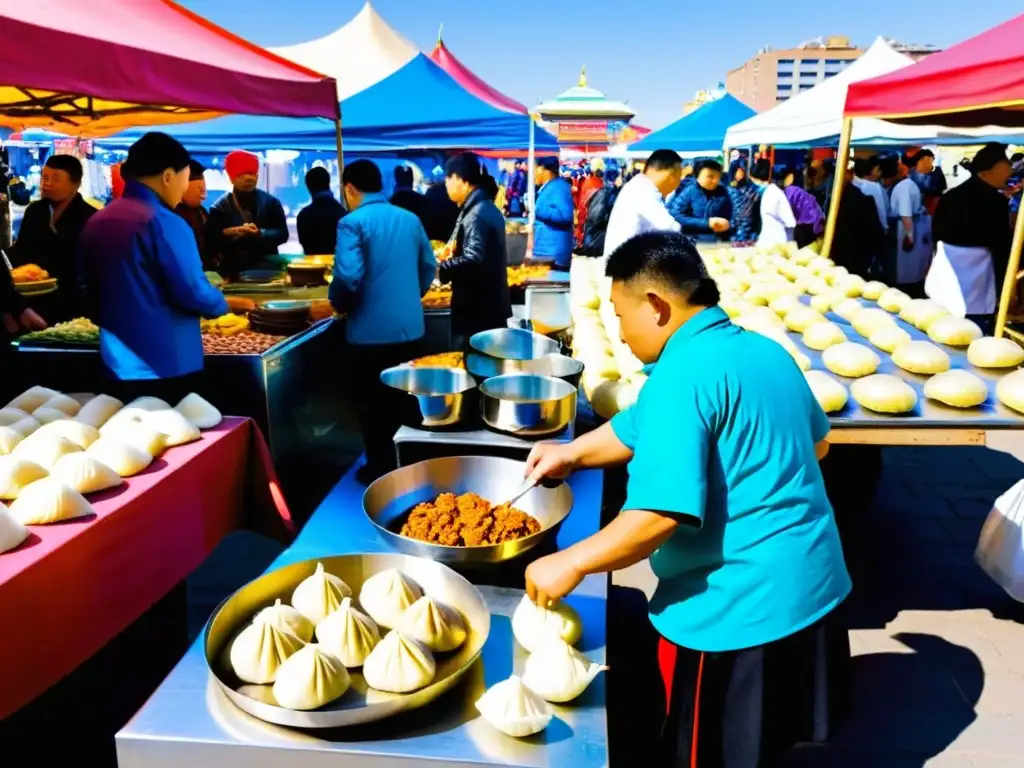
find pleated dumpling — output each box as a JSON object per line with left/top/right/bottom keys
{"left": 397, "top": 596, "right": 467, "bottom": 653}
{"left": 272, "top": 644, "right": 350, "bottom": 710}
{"left": 0, "top": 408, "right": 30, "bottom": 428}
{"left": 146, "top": 409, "right": 201, "bottom": 447}
{"left": 255, "top": 598, "right": 315, "bottom": 643}
{"left": 291, "top": 562, "right": 352, "bottom": 624}
{"left": 521, "top": 639, "right": 608, "bottom": 703}
{"left": 32, "top": 407, "right": 68, "bottom": 426}
{"left": 50, "top": 453, "right": 123, "bottom": 494}
{"left": 13, "top": 435, "right": 81, "bottom": 470}
{"left": 175, "top": 393, "right": 223, "bottom": 429}
{"left": 8, "top": 417, "right": 40, "bottom": 438}
{"left": 41, "top": 394, "right": 81, "bottom": 417}
{"left": 229, "top": 616, "right": 306, "bottom": 684}
{"left": 86, "top": 438, "right": 153, "bottom": 477}
{"left": 0, "top": 426, "right": 23, "bottom": 455}
{"left": 6, "top": 386, "right": 59, "bottom": 413}
{"left": 101, "top": 421, "right": 166, "bottom": 458}
{"left": 0, "top": 457, "right": 48, "bottom": 501}
{"left": 315, "top": 597, "right": 381, "bottom": 667}
{"left": 10, "top": 478, "right": 94, "bottom": 524}
{"left": 475, "top": 675, "right": 552, "bottom": 738}
{"left": 36, "top": 419, "right": 99, "bottom": 450}
{"left": 359, "top": 568, "right": 423, "bottom": 629}
{"left": 99, "top": 407, "right": 149, "bottom": 434}
{"left": 126, "top": 396, "right": 172, "bottom": 412}
{"left": 76, "top": 394, "right": 123, "bottom": 429}
{"left": 362, "top": 630, "right": 436, "bottom": 693}
{"left": 512, "top": 595, "right": 584, "bottom": 653}
{"left": 0, "top": 502, "right": 29, "bottom": 553}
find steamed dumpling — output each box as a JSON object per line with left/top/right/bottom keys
{"left": 802, "top": 321, "right": 846, "bottom": 351}
{"left": 891, "top": 341, "right": 950, "bottom": 375}
{"left": 0, "top": 503, "right": 29, "bottom": 553}
{"left": 13, "top": 435, "right": 81, "bottom": 469}
{"left": 869, "top": 325, "right": 912, "bottom": 354}
{"left": 861, "top": 281, "right": 888, "bottom": 301}
{"left": 8, "top": 417, "right": 41, "bottom": 438}
{"left": 127, "top": 396, "right": 172, "bottom": 412}
{"left": 899, "top": 300, "right": 948, "bottom": 331}
{"left": 768, "top": 294, "right": 801, "bottom": 318}
{"left": 833, "top": 298, "right": 864, "bottom": 322}
{"left": 804, "top": 370, "right": 848, "bottom": 414}
{"left": 10, "top": 478, "right": 94, "bottom": 524}
{"left": 76, "top": 394, "right": 123, "bottom": 429}
{"left": 512, "top": 594, "right": 584, "bottom": 653}
{"left": 784, "top": 306, "right": 826, "bottom": 333}
{"left": 50, "top": 453, "right": 123, "bottom": 494}
{"left": 0, "top": 457, "right": 48, "bottom": 501}
{"left": 41, "top": 394, "right": 81, "bottom": 417}
{"left": 0, "top": 408, "right": 30, "bottom": 428}
{"left": 475, "top": 675, "right": 552, "bottom": 738}
{"left": 31, "top": 407, "right": 68, "bottom": 426}
{"left": 968, "top": 337, "right": 1024, "bottom": 369}
{"left": 358, "top": 568, "right": 423, "bottom": 629}
{"left": 146, "top": 409, "right": 201, "bottom": 447}
{"left": 99, "top": 407, "right": 150, "bottom": 434}
{"left": 101, "top": 422, "right": 166, "bottom": 457}
{"left": 36, "top": 419, "right": 99, "bottom": 450}
{"left": 255, "top": 598, "right": 315, "bottom": 643}
{"left": 6, "top": 386, "right": 59, "bottom": 413}
{"left": 229, "top": 617, "right": 306, "bottom": 684}
{"left": 810, "top": 292, "right": 836, "bottom": 314}
{"left": 0, "top": 426, "right": 23, "bottom": 455}
{"left": 996, "top": 369, "right": 1024, "bottom": 414}
{"left": 836, "top": 275, "right": 866, "bottom": 298}
{"left": 822, "top": 342, "right": 881, "bottom": 379}
{"left": 521, "top": 639, "right": 608, "bottom": 703}
{"left": 927, "top": 316, "right": 983, "bottom": 347}
{"left": 851, "top": 374, "right": 918, "bottom": 414}
{"left": 68, "top": 392, "right": 95, "bottom": 406}
{"left": 291, "top": 562, "right": 353, "bottom": 624}
{"left": 315, "top": 597, "right": 380, "bottom": 666}
{"left": 878, "top": 288, "right": 911, "bottom": 313}
{"left": 272, "top": 644, "right": 350, "bottom": 710}
{"left": 175, "top": 393, "right": 222, "bottom": 429}
{"left": 86, "top": 438, "right": 153, "bottom": 477}
{"left": 851, "top": 308, "right": 897, "bottom": 337}
{"left": 923, "top": 370, "right": 988, "bottom": 408}
{"left": 397, "top": 596, "right": 467, "bottom": 653}
{"left": 362, "top": 630, "right": 436, "bottom": 693}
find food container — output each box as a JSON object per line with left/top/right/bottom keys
{"left": 286, "top": 263, "right": 328, "bottom": 287}
{"left": 380, "top": 365, "right": 477, "bottom": 429}
{"left": 469, "top": 327, "right": 560, "bottom": 361}
{"left": 363, "top": 456, "right": 573, "bottom": 564}
{"left": 238, "top": 269, "right": 285, "bottom": 284}
{"left": 205, "top": 553, "right": 490, "bottom": 728}
{"left": 479, "top": 373, "right": 576, "bottom": 437}
{"left": 465, "top": 352, "right": 584, "bottom": 388}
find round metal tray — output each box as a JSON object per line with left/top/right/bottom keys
{"left": 363, "top": 456, "right": 574, "bottom": 564}
{"left": 204, "top": 553, "right": 490, "bottom": 728}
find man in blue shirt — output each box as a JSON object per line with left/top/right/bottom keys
{"left": 523, "top": 231, "right": 851, "bottom": 768}
{"left": 330, "top": 159, "right": 436, "bottom": 485}
{"left": 531, "top": 156, "right": 574, "bottom": 268}
{"left": 667, "top": 158, "right": 733, "bottom": 242}
{"left": 77, "top": 132, "right": 228, "bottom": 404}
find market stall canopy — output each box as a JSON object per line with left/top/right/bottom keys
{"left": 268, "top": 1, "right": 418, "bottom": 101}
{"left": 428, "top": 29, "right": 528, "bottom": 114}
{"left": 630, "top": 94, "right": 755, "bottom": 152}
{"left": 100, "top": 55, "right": 559, "bottom": 153}
{"left": 0, "top": 0, "right": 339, "bottom": 136}
{"left": 845, "top": 13, "right": 1024, "bottom": 127}
{"left": 533, "top": 68, "right": 635, "bottom": 122}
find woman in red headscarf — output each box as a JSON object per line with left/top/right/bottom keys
{"left": 205, "top": 150, "right": 288, "bottom": 279}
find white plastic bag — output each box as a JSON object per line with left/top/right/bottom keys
{"left": 975, "top": 478, "right": 1024, "bottom": 602}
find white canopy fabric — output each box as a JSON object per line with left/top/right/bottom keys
{"left": 269, "top": 1, "right": 418, "bottom": 100}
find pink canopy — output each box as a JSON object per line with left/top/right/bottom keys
{"left": 0, "top": 0, "right": 339, "bottom": 136}
{"left": 428, "top": 37, "right": 528, "bottom": 114}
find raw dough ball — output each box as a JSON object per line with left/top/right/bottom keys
{"left": 967, "top": 337, "right": 1024, "bottom": 369}
{"left": 861, "top": 281, "right": 888, "bottom": 301}
{"left": 32, "top": 407, "right": 68, "bottom": 426}
{"left": 924, "top": 370, "right": 988, "bottom": 408}
{"left": 0, "top": 503, "right": 29, "bottom": 554}
{"left": 803, "top": 322, "right": 846, "bottom": 351}
{"left": 397, "top": 596, "right": 467, "bottom": 653}
{"left": 315, "top": 597, "right": 380, "bottom": 667}
{"left": 851, "top": 375, "right": 918, "bottom": 414}
{"left": 6, "top": 386, "right": 59, "bottom": 414}
{"left": 769, "top": 294, "right": 801, "bottom": 318}
{"left": 358, "top": 568, "right": 423, "bottom": 629}
{"left": 292, "top": 562, "right": 353, "bottom": 625}
{"left": 75, "top": 394, "right": 123, "bottom": 429}
{"left": 41, "top": 394, "right": 81, "bottom": 417}
{"left": 869, "top": 326, "right": 912, "bottom": 354}
{"left": 891, "top": 341, "right": 951, "bottom": 375}
{"left": 877, "top": 288, "right": 911, "bottom": 313}
{"left": 996, "top": 369, "right": 1024, "bottom": 414}
{"left": 35, "top": 419, "right": 99, "bottom": 450}
{"left": 521, "top": 639, "right": 608, "bottom": 703}
{"left": 927, "top": 317, "right": 983, "bottom": 347}
{"left": 0, "top": 408, "right": 31, "bottom": 428}
{"left": 13, "top": 435, "right": 81, "bottom": 470}
{"left": 272, "top": 644, "right": 350, "bottom": 710}
{"left": 804, "top": 370, "right": 849, "bottom": 413}
{"left": 810, "top": 293, "right": 836, "bottom": 314}
{"left": 0, "top": 457, "right": 48, "bottom": 501}
{"left": 86, "top": 438, "right": 153, "bottom": 477}
{"left": 718, "top": 295, "right": 754, "bottom": 319}
{"left": 852, "top": 308, "right": 897, "bottom": 338}
{"left": 476, "top": 676, "right": 552, "bottom": 738}
{"left": 101, "top": 422, "right": 167, "bottom": 458}
{"left": 822, "top": 342, "right": 881, "bottom": 378}
{"left": 836, "top": 275, "right": 866, "bottom": 298}
{"left": 50, "top": 453, "right": 123, "bottom": 494}
{"left": 833, "top": 298, "right": 864, "bottom": 322}
{"left": 10, "top": 478, "right": 94, "bottom": 524}
{"left": 146, "top": 409, "right": 201, "bottom": 447}
{"left": 512, "top": 594, "right": 583, "bottom": 652}
{"left": 0, "top": 426, "right": 23, "bottom": 456}
{"left": 784, "top": 306, "right": 826, "bottom": 333}
{"left": 362, "top": 630, "right": 436, "bottom": 693}
{"left": 899, "top": 300, "right": 948, "bottom": 331}
{"left": 8, "top": 417, "right": 40, "bottom": 438}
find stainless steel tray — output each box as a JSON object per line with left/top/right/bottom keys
{"left": 204, "top": 553, "right": 490, "bottom": 728}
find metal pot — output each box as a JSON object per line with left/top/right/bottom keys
{"left": 479, "top": 373, "right": 576, "bottom": 437}
{"left": 380, "top": 365, "right": 477, "bottom": 429}
{"left": 465, "top": 352, "right": 584, "bottom": 388}
{"left": 469, "top": 327, "right": 560, "bottom": 361}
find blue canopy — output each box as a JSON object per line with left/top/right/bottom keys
{"left": 630, "top": 95, "right": 756, "bottom": 153}
{"left": 99, "top": 54, "right": 558, "bottom": 153}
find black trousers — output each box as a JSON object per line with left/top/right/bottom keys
{"left": 347, "top": 339, "right": 425, "bottom": 475}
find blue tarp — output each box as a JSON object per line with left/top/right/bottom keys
{"left": 630, "top": 95, "right": 756, "bottom": 153}
{"left": 99, "top": 54, "right": 558, "bottom": 154}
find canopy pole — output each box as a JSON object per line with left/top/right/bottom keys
{"left": 821, "top": 117, "right": 853, "bottom": 259}
{"left": 334, "top": 116, "right": 345, "bottom": 209}
{"left": 527, "top": 116, "right": 536, "bottom": 229}
{"left": 995, "top": 202, "right": 1024, "bottom": 338}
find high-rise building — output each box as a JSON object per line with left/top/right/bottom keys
{"left": 725, "top": 36, "right": 939, "bottom": 112}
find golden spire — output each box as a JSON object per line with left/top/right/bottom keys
{"left": 578, "top": 65, "right": 587, "bottom": 88}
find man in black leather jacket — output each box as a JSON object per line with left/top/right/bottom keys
{"left": 440, "top": 153, "right": 512, "bottom": 346}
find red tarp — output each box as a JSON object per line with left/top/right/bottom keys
{"left": 428, "top": 39, "right": 528, "bottom": 114}
{"left": 845, "top": 13, "right": 1024, "bottom": 127}
{"left": 0, "top": 0, "right": 339, "bottom": 136}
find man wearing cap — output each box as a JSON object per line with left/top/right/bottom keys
{"left": 531, "top": 157, "right": 574, "bottom": 269}
{"left": 206, "top": 150, "right": 288, "bottom": 279}
{"left": 175, "top": 159, "right": 212, "bottom": 269}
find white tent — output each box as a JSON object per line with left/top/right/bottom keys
{"left": 269, "top": 2, "right": 418, "bottom": 101}
{"left": 725, "top": 38, "right": 1018, "bottom": 148}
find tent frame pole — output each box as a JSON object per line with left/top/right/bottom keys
{"left": 821, "top": 117, "right": 853, "bottom": 259}
{"left": 995, "top": 203, "right": 1024, "bottom": 339}
{"left": 527, "top": 116, "right": 536, "bottom": 230}
{"left": 334, "top": 115, "right": 346, "bottom": 210}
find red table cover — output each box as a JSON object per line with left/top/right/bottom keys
{"left": 0, "top": 417, "right": 292, "bottom": 718}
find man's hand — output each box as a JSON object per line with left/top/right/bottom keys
{"left": 524, "top": 441, "right": 578, "bottom": 484}
{"left": 709, "top": 217, "right": 730, "bottom": 233}
{"left": 240, "top": 223, "right": 260, "bottom": 236}
{"left": 525, "top": 551, "right": 583, "bottom": 607}
{"left": 18, "top": 308, "right": 46, "bottom": 331}
{"left": 902, "top": 233, "right": 915, "bottom": 252}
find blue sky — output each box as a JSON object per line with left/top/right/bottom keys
{"left": 180, "top": 0, "right": 1018, "bottom": 129}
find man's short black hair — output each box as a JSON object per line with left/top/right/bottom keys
{"left": 785, "top": 166, "right": 805, "bottom": 187}
{"left": 971, "top": 143, "right": 1010, "bottom": 174}
{"left": 305, "top": 166, "right": 331, "bottom": 194}
{"left": 605, "top": 231, "right": 720, "bottom": 306}
{"left": 698, "top": 159, "right": 723, "bottom": 175}
{"left": 909, "top": 149, "right": 935, "bottom": 167}
{"left": 122, "top": 132, "right": 191, "bottom": 180}
{"left": 537, "top": 156, "right": 559, "bottom": 174}
{"left": 853, "top": 156, "right": 880, "bottom": 178}
{"left": 342, "top": 159, "right": 383, "bottom": 193}
{"left": 394, "top": 165, "right": 414, "bottom": 187}
{"left": 644, "top": 149, "right": 683, "bottom": 172}
{"left": 445, "top": 152, "right": 482, "bottom": 186}
{"left": 750, "top": 159, "right": 772, "bottom": 182}
{"left": 188, "top": 160, "right": 205, "bottom": 182}
{"left": 879, "top": 156, "right": 900, "bottom": 179}
{"left": 44, "top": 154, "right": 84, "bottom": 184}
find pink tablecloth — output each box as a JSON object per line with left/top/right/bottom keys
{"left": 0, "top": 417, "right": 292, "bottom": 718}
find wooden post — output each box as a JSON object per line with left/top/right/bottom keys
{"left": 821, "top": 117, "right": 853, "bottom": 259}
{"left": 995, "top": 198, "right": 1024, "bottom": 337}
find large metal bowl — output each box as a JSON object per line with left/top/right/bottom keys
{"left": 479, "top": 373, "right": 576, "bottom": 437}
{"left": 363, "top": 456, "right": 574, "bottom": 564}
{"left": 465, "top": 352, "right": 584, "bottom": 388}
{"left": 469, "top": 327, "right": 560, "bottom": 361}
{"left": 205, "top": 553, "right": 489, "bottom": 728}
{"left": 380, "top": 365, "right": 477, "bottom": 429}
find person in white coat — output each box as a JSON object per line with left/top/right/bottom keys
{"left": 890, "top": 152, "right": 934, "bottom": 297}
{"left": 751, "top": 159, "right": 795, "bottom": 247}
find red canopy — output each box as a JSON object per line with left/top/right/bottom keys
{"left": 845, "top": 13, "right": 1024, "bottom": 127}
{"left": 0, "top": 0, "right": 339, "bottom": 136}
{"left": 428, "top": 38, "right": 528, "bottom": 114}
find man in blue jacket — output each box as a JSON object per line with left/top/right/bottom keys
{"left": 667, "top": 159, "right": 733, "bottom": 243}
{"left": 77, "top": 132, "right": 228, "bottom": 403}
{"left": 330, "top": 159, "right": 437, "bottom": 484}
{"left": 531, "top": 157, "right": 574, "bottom": 268}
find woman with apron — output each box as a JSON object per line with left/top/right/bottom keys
{"left": 889, "top": 152, "right": 934, "bottom": 298}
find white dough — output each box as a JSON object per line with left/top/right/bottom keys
{"left": 891, "top": 341, "right": 951, "bottom": 375}
{"left": 358, "top": 568, "right": 423, "bottom": 629}
{"left": 821, "top": 342, "right": 881, "bottom": 378}
{"left": 851, "top": 375, "right": 918, "bottom": 414}
{"left": 967, "top": 337, "right": 1024, "bottom": 369}
{"left": 768, "top": 294, "right": 801, "bottom": 318}
{"left": 521, "top": 639, "right": 608, "bottom": 703}
{"left": 475, "top": 676, "right": 552, "bottom": 738}
{"left": 923, "top": 370, "right": 988, "bottom": 408}
{"left": 10, "top": 478, "right": 94, "bottom": 524}
{"left": 0, "top": 408, "right": 30, "bottom": 428}
{"left": 6, "top": 386, "right": 60, "bottom": 413}
{"left": 877, "top": 288, "right": 911, "bottom": 313}
{"left": 291, "top": 562, "right": 353, "bottom": 625}
{"left": 35, "top": 419, "right": 99, "bottom": 450}
{"left": 832, "top": 298, "right": 864, "bottom": 322}
{"left": 315, "top": 597, "right": 380, "bottom": 667}
{"left": 927, "top": 316, "right": 983, "bottom": 347}
{"left": 272, "top": 644, "right": 350, "bottom": 710}
{"left": 41, "top": 394, "right": 82, "bottom": 417}
{"left": 869, "top": 326, "right": 912, "bottom": 354}
{"left": 126, "top": 396, "right": 172, "bottom": 412}
{"left": 256, "top": 598, "right": 315, "bottom": 643}
{"left": 100, "top": 422, "right": 166, "bottom": 457}
{"left": 0, "top": 503, "right": 29, "bottom": 553}
{"left": 899, "top": 300, "right": 948, "bottom": 331}
{"left": 784, "top": 306, "right": 826, "bottom": 333}
{"left": 0, "top": 457, "right": 48, "bottom": 501}
{"left": 397, "top": 596, "right": 467, "bottom": 653}
{"left": 851, "top": 308, "right": 897, "bottom": 338}
{"left": 512, "top": 594, "right": 584, "bottom": 653}
{"left": 75, "top": 394, "right": 123, "bottom": 429}
{"left": 50, "top": 453, "right": 123, "bottom": 494}
{"left": 13, "top": 435, "right": 81, "bottom": 469}
{"left": 0, "top": 426, "right": 23, "bottom": 455}
{"left": 362, "top": 630, "right": 436, "bottom": 693}
{"left": 175, "top": 393, "right": 223, "bottom": 429}
{"left": 229, "top": 617, "right": 306, "bottom": 684}
{"left": 996, "top": 369, "right": 1024, "bottom": 414}
{"left": 804, "top": 371, "right": 849, "bottom": 413}
{"left": 145, "top": 409, "right": 201, "bottom": 447}
{"left": 31, "top": 407, "right": 68, "bottom": 426}
{"left": 802, "top": 322, "right": 846, "bottom": 351}
{"left": 861, "top": 281, "right": 888, "bottom": 301}
{"left": 86, "top": 438, "right": 153, "bottom": 478}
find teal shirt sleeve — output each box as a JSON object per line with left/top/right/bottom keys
{"left": 610, "top": 405, "right": 639, "bottom": 451}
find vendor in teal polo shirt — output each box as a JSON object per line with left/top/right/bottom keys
{"left": 524, "top": 231, "right": 851, "bottom": 768}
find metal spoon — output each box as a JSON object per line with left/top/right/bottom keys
{"left": 494, "top": 477, "right": 539, "bottom": 510}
